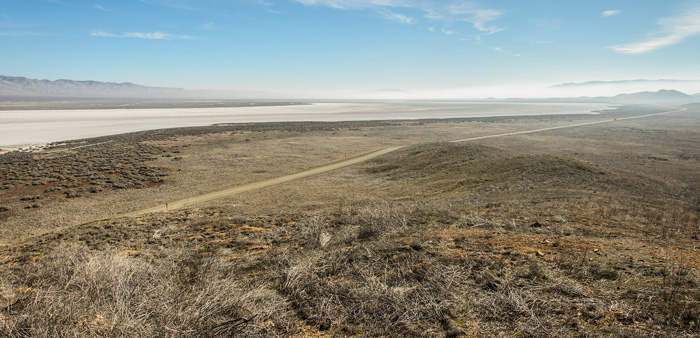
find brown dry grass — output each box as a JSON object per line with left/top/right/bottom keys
{"left": 1, "top": 105, "right": 700, "bottom": 337}
{"left": 2, "top": 193, "right": 698, "bottom": 337}
{"left": 1, "top": 113, "right": 615, "bottom": 245}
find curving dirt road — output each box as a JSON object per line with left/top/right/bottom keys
{"left": 125, "top": 146, "right": 403, "bottom": 216}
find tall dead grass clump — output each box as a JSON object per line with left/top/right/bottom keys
{"left": 1, "top": 243, "right": 288, "bottom": 337}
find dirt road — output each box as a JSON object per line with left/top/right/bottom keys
{"left": 125, "top": 146, "right": 403, "bottom": 216}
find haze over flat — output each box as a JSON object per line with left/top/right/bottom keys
{"left": 0, "top": 102, "right": 607, "bottom": 150}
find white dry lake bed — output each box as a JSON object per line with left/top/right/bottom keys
{"left": 0, "top": 101, "right": 609, "bottom": 151}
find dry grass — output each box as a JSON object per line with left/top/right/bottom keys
{"left": 2, "top": 112, "right": 628, "bottom": 245}
{"left": 3, "top": 194, "right": 699, "bottom": 337}
{"left": 1, "top": 243, "right": 289, "bottom": 337}
{"left": 2, "top": 105, "right": 700, "bottom": 336}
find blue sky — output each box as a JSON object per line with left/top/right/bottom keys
{"left": 2, "top": 0, "right": 700, "bottom": 98}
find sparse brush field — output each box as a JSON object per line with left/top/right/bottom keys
{"left": 1, "top": 105, "right": 700, "bottom": 337}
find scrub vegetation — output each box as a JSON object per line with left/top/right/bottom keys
{"left": 1, "top": 105, "right": 699, "bottom": 337}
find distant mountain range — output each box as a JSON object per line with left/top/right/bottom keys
{"left": 1, "top": 75, "right": 699, "bottom": 103}
{"left": 552, "top": 79, "right": 700, "bottom": 88}
{"left": 0, "top": 76, "right": 186, "bottom": 98}
{"left": 609, "top": 89, "right": 700, "bottom": 104}
{"left": 506, "top": 89, "right": 700, "bottom": 104}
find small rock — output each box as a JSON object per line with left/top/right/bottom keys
{"left": 552, "top": 242, "right": 560, "bottom": 247}
{"left": 530, "top": 222, "right": 542, "bottom": 228}
{"left": 536, "top": 250, "right": 545, "bottom": 257}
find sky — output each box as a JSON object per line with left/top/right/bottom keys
{"left": 2, "top": 0, "right": 700, "bottom": 99}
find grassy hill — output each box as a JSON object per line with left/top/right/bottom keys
{"left": 2, "top": 140, "right": 698, "bottom": 337}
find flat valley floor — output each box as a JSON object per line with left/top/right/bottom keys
{"left": 1, "top": 104, "right": 700, "bottom": 337}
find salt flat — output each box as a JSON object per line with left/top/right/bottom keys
{"left": 0, "top": 101, "right": 607, "bottom": 150}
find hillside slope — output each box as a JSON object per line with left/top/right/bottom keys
{"left": 2, "top": 141, "right": 699, "bottom": 337}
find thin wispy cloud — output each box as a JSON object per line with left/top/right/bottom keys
{"left": 612, "top": 2, "right": 700, "bottom": 54}
{"left": 93, "top": 4, "right": 131, "bottom": 15}
{"left": 494, "top": 46, "right": 521, "bottom": 57}
{"left": 294, "top": 0, "right": 411, "bottom": 10}
{"left": 138, "top": 0, "right": 199, "bottom": 11}
{"left": 293, "top": 0, "right": 505, "bottom": 36}
{"left": 449, "top": 3, "right": 505, "bottom": 35}
{"left": 254, "top": 0, "right": 281, "bottom": 13}
{"left": 601, "top": 10, "right": 621, "bottom": 18}
{"left": 383, "top": 11, "right": 414, "bottom": 24}
{"left": 91, "top": 30, "right": 195, "bottom": 40}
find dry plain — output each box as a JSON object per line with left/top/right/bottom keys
{"left": 1, "top": 104, "right": 700, "bottom": 337}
